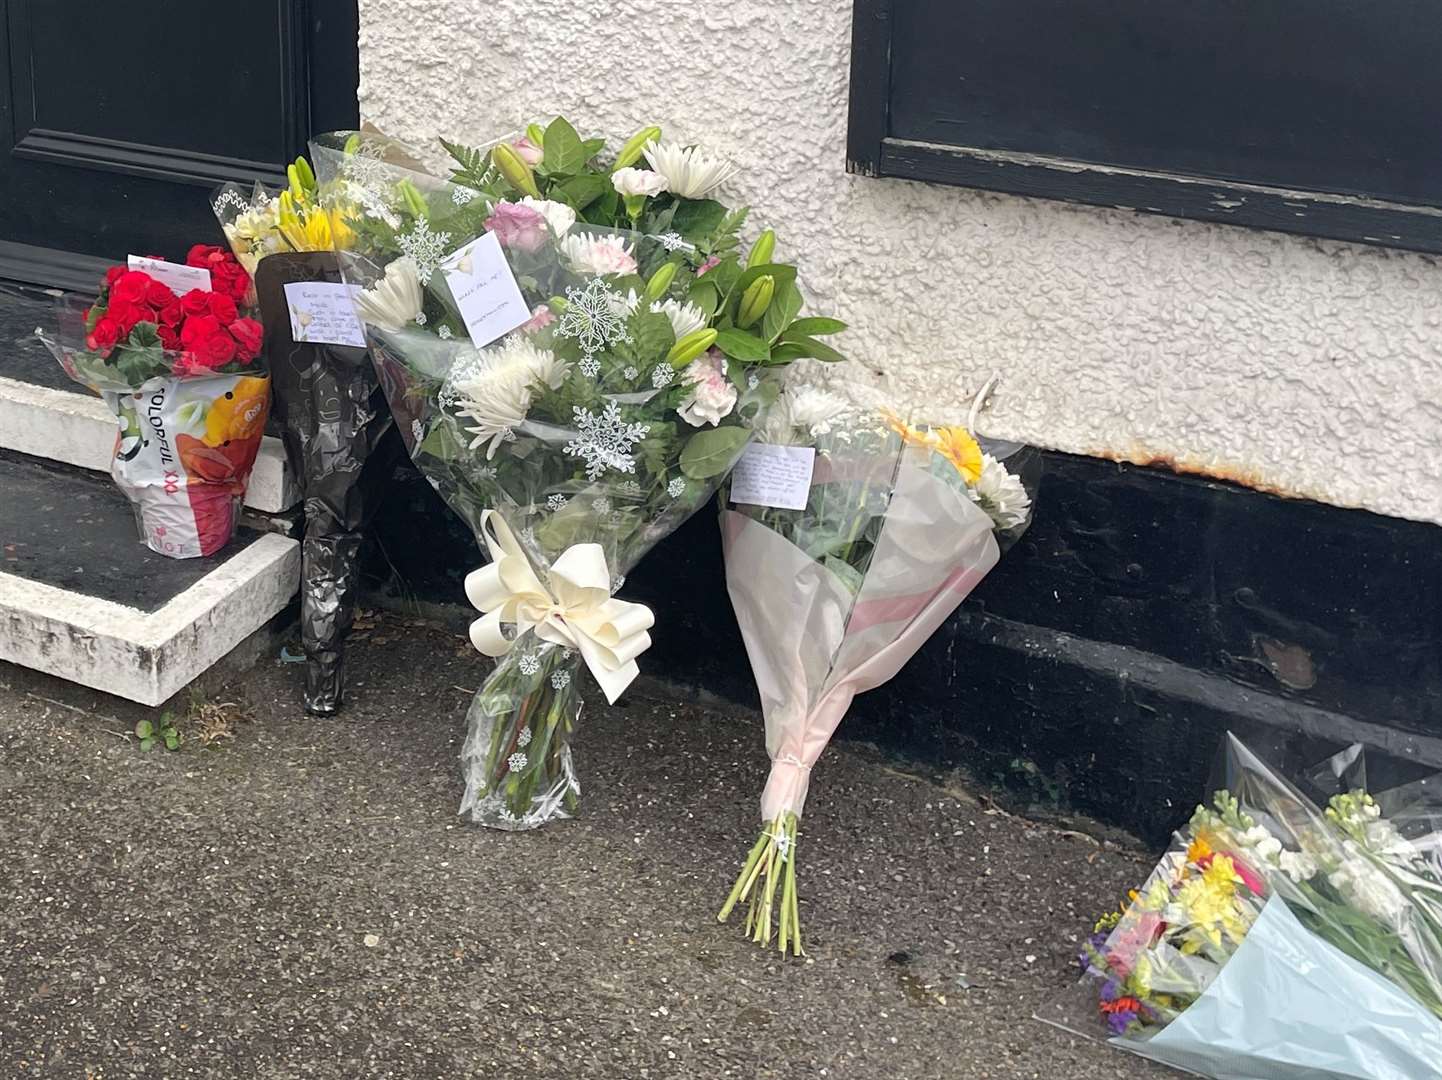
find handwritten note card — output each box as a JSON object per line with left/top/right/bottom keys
{"left": 440, "top": 232, "right": 530, "bottom": 348}
{"left": 127, "top": 255, "right": 211, "bottom": 296}
{"left": 729, "top": 444, "right": 816, "bottom": 511}
{"left": 283, "top": 281, "right": 368, "bottom": 347}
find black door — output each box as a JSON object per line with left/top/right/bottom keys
{"left": 0, "top": 0, "right": 357, "bottom": 291}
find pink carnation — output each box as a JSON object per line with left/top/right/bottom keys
{"left": 485, "top": 201, "right": 548, "bottom": 253}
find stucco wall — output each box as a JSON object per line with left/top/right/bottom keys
{"left": 356, "top": 0, "right": 1442, "bottom": 525}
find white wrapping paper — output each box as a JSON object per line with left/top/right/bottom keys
{"left": 723, "top": 459, "right": 1000, "bottom": 821}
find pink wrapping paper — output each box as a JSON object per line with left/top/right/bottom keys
{"left": 723, "top": 460, "right": 1001, "bottom": 821}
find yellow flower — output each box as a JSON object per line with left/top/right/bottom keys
{"left": 1187, "top": 836, "right": 1213, "bottom": 866}
{"left": 1202, "top": 854, "right": 1242, "bottom": 892}
{"left": 881, "top": 408, "right": 938, "bottom": 450}
{"left": 277, "top": 191, "right": 355, "bottom": 252}
{"left": 931, "top": 425, "right": 983, "bottom": 484}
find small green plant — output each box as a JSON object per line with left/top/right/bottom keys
{"left": 135, "top": 713, "right": 181, "bottom": 752}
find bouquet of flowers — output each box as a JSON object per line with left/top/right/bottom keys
{"left": 716, "top": 397, "right": 1034, "bottom": 952}
{"left": 36, "top": 247, "right": 269, "bottom": 558}
{"left": 213, "top": 158, "right": 402, "bottom": 714}
{"left": 1046, "top": 734, "right": 1442, "bottom": 1078}
{"left": 308, "top": 119, "right": 847, "bottom": 828}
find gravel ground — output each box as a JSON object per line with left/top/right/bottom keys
{"left": 0, "top": 613, "right": 1176, "bottom": 1079}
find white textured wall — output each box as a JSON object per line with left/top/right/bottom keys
{"left": 357, "top": 0, "right": 1442, "bottom": 525}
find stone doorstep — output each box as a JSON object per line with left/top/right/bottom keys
{"left": 0, "top": 533, "right": 300, "bottom": 707}
{"left": 0, "top": 375, "right": 299, "bottom": 513}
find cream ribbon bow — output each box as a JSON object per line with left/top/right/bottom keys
{"left": 464, "top": 510, "right": 654, "bottom": 704}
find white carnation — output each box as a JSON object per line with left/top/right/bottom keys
{"left": 968, "top": 454, "right": 1032, "bottom": 531}
{"left": 559, "top": 232, "right": 637, "bottom": 276}
{"left": 611, "top": 167, "right": 670, "bottom": 198}
{"left": 518, "top": 196, "right": 577, "bottom": 239}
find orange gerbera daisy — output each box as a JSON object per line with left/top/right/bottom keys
{"left": 931, "top": 425, "right": 984, "bottom": 485}
{"left": 880, "top": 408, "right": 938, "bottom": 450}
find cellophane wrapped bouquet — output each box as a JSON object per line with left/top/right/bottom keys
{"left": 35, "top": 247, "right": 269, "bottom": 558}
{"left": 213, "top": 157, "right": 403, "bottom": 715}
{"left": 309, "top": 118, "right": 847, "bottom": 829}
{"left": 717, "top": 397, "right": 1035, "bottom": 952}
{"left": 1042, "top": 733, "right": 1442, "bottom": 1078}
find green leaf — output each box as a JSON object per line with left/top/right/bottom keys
{"left": 627, "top": 311, "right": 676, "bottom": 365}
{"left": 440, "top": 137, "right": 489, "bottom": 186}
{"left": 713, "top": 329, "right": 771, "bottom": 363}
{"left": 760, "top": 280, "right": 803, "bottom": 342}
{"left": 113, "top": 322, "right": 166, "bottom": 387}
{"left": 555, "top": 173, "right": 608, "bottom": 211}
{"left": 417, "top": 419, "right": 469, "bottom": 463}
{"left": 542, "top": 117, "right": 586, "bottom": 175}
{"left": 164, "top": 735, "right": 180, "bottom": 751}
{"left": 135, "top": 719, "right": 154, "bottom": 739}
{"left": 139, "top": 737, "right": 156, "bottom": 752}
{"left": 705, "top": 257, "right": 743, "bottom": 296}
{"left": 670, "top": 199, "right": 728, "bottom": 242}
{"left": 679, "top": 425, "right": 752, "bottom": 479}
{"left": 581, "top": 137, "right": 607, "bottom": 157}
{"left": 775, "top": 335, "right": 846, "bottom": 363}
{"left": 767, "top": 342, "right": 809, "bottom": 365}
{"left": 687, "top": 279, "right": 720, "bottom": 316}
{"left": 785, "top": 316, "right": 847, "bottom": 337}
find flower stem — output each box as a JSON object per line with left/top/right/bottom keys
{"left": 718, "top": 813, "right": 805, "bottom": 956}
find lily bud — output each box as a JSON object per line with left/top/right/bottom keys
{"left": 492, "top": 142, "right": 541, "bottom": 198}
{"left": 293, "top": 156, "right": 316, "bottom": 194}
{"left": 737, "top": 275, "right": 775, "bottom": 329}
{"left": 667, "top": 328, "right": 717, "bottom": 368}
{"left": 526, "top": 123, "right": 547, "bottom": 151}
{"left": 547, "top": 295, "right": 568, "bottom": 314}
{"left": 396, "top": 179, "right": 429, "bottom": 218}
{"left": 613, "top": 125, "right": 663, "bottom": 171}
{"left": 747, "top": 229, "right": 775, "bottom": 268}
{"left": 645, "top": 262, "right": 677, "bottom": 302}
{"left": 343, "top": 133, "right": 363, "bottom": 155}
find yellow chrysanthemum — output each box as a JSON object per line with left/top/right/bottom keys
{"left": 931, "top": 425, "right": 984, "bottom": 484}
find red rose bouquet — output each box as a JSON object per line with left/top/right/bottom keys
{"left": 37, "top": 248, "right": 274, "bottom": 559}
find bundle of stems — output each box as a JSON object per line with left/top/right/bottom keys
{"left": 718, "top": 813, "right": 803, "bottom": 955}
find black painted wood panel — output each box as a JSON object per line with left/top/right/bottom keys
{"left": 850, "top": 0, "right": 1442, "bottom": 253}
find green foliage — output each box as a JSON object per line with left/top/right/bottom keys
{"left": 135, "top": 713, "right": 181, "bottom": 752}
{"left": 112, "top": 323, "right": 168, "bottom": 387}
{"left": 713, "top": 328, "right": 771, "bottom": 363}
{"left": 679, "top": 426, "right": 751, "bottom": 479}
{"left": 542, "top": 116, "right": 588, "bottom": 176}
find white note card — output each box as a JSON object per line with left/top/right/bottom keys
{"left": 127, "top": 255, "right": 211, "bottom": 296}
{"left": 440, "top": 232, "right": 530, "bottom": 348}
{"left": 283, "top": 281, "right": 368, "bottom": 347}
{"left": 729, "top": 444, "right": 816, "bottom": 511}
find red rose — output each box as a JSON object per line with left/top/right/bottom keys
{"left": 179, "top": 289, "right": 211, "bottom": 317}
{"left": 206, "top": 292, "right": 238, "bottom": 323}
{"left": 144, "top": 279, "right": 176, "bottom": 307}
{"left": 86, "top": 316, "right": 121, "bottom": 355}
{"left": 157, "top": 325, "right": 182, "bottom": 351}
{"left": 230, "top": 317, "right": 263, "bottom": 361}
{"left": 194, "top": 329, "right": 237, "bottom": 368}
{"left": 104, "top": 265, "right": 126, "bottom": 289}
{"left": 186, "top": 243, "right": 225, "bottom": 269}
{"left": 107, "top": 301, "right": 151, "bottom": 334}
{"left": 180, "top": 313, "right": 222, "bottom": 349}
{"left": 110, "top": 270, "right": 154, "bottom": 306}
{"left": 158, "top": 300, "right": 183, "bottom": 327}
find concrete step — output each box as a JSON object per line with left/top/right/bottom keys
{"left": 0, "top": 283, "right": 299, "bottom": 513}
{"left": 0, "top": 452, "right": 300, "bottom": 705}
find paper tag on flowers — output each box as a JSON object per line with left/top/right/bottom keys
{"left": 729, "top": 444, "right": 816, "bottom": 510}
{"left": 440, "top": 232, "right": 530, "bottom": 348}
{"left": 282, "top": 281, "right": 368, "bottom": 347}
{"left": 128, "top": 255, "right": 211, "bottom": 296}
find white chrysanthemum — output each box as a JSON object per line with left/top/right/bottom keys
{"left": 608, "top": 288, "right": 643, "bottom": 318}
{"left": 968, "top": 453, "right": 1032, "bottom": 531}
{"left": 559, "top": 232, "right": 637, "bottom": 276}
{"left": 761, "top": 385, "right": 852, "bottom": 444}
{"left": 650, "top": 298, "right": 708, "bottom": 340}
{"left": 641, "top": 140, "right": 738, "bottom": 199}
{"left": 518, "top": 196, "right": 577, "bottom": 239}
{"left": 353, "top": 257, "right": 423, "bottom": 331}
{"left": 449, "top": 336, "right": 568, "bottom": 458}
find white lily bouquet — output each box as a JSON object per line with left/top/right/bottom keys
{"left": 309, "top": 120, "right": 847, "bottom": 829}
{"left": 718, "top": 398, "right": 1035, "bottom": 950}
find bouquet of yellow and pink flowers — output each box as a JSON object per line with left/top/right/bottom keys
{"left": 1045, "top": 734, "right": 1442, "bottom": 1079}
